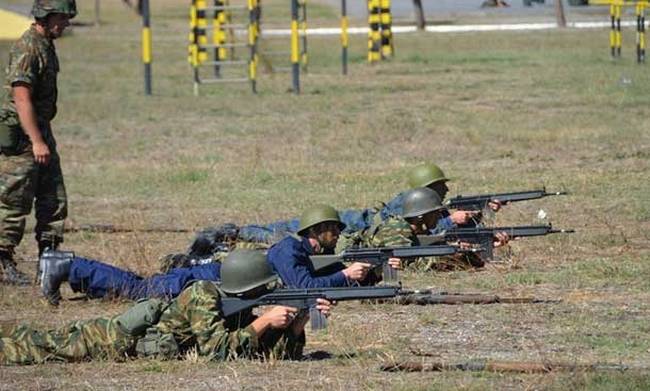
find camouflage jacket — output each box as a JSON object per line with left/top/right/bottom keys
{"left": 1, "top": 24, "right": 59, "bottom": 128}
{"left": 336, "top": 215, "right": 481, "bottom": 271}
{"left": 335, "top": 215, "right": 416, "bottom": 253}
{"left": 0, "top": 280, "right": 305, "bottom": 365}
{"left": 155, "top": 280, "right": 305, "bottom": 361}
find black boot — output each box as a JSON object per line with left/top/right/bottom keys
{"left": 35, "top": 240, "right": 60, "bottom": 283}
{"left": 0, "top": 250, "right": 30, "bottom": 286}
{"left": 39, "top": 250, "right": 74, "bottom": 306}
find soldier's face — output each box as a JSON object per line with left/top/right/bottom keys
{"left": 314, "top": 222, "right": 341, "bottom": 251}
{"left": 429, "top": 181, "right": 449, "bottom": 200}
{"left": 408, "top": 211, "right": 442, "bottom": 234}
{"left": 421, "top": 211, "right": 442, "bottom": 229}
{"left": 45, "top": 14, "right": 71, "bottom": 38}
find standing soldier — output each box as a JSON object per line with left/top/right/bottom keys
{"left": 0, "top": 0, "right": 75, "bottom": 284}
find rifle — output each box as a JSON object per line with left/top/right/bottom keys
{"left": 417, "top": 224, "right": 575, "bottom": 259}
{"left": 220, "top": 285, "right": 400, "bottom": 330}
{"left": 392, "top": 292, "right": 559, "bottom": 305}
{"left": 366, "top": 288, "right": 559, "bottom": 305}
{"left": 381, "top": 359, "right": 634, "bottom": 373}
{"left": 445, "top": 188, "right": 567, "bottom": 211}
{"left": 309, "top": 245, "right": 482, "bottom": 283}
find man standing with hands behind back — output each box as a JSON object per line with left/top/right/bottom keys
{"left": 0, "top": 0, "right": 75, "bottom": 284}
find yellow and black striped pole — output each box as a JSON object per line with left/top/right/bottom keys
{"left": 380, "top": 0, "right": 393, "bottom": 58}
{"left": 367, "top": 0, "right": 381, "bottom": 62}
{"left": 299, "top": 0, "right": 308, "bottom": 71}
{"left": 142, "top": 0, "right": 152, "bottom": 95}
{"left": 196, "top": 0, "right": 208, "bottom": 64}
{"left": 610, "top": 2, "right": 616, "bottom": 58}
{"left": 213, "top": 0, "right": 227, "bottom": 77}
{"left": 291, "top": 0, "right": 301, "bottom": 93}
{"left": 248, "top": 0, "right": 259, "bottom": 93}
{"left": 637, "top": 0, "right": 646, "bottom": 63}
{"left": 615, "top": 2, "right": 622, "bottom": 57}
{"left": 341, "top": 0, "right": 348, "bottom": 75}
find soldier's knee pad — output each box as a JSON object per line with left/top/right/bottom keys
{"left": 115, "top": 298, "right": 167, "bottom": 336}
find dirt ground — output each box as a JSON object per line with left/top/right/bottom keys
{"left": 1, "top": 0, "right": 650, "bottom": 389}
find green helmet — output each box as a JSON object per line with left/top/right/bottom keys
{"left": 297, "top": 204, "right": 346, "bottom": 235}
{"left": 219, "top": 249, "right": 278, "bottom": 294}
{"left": 408, "top": 163, "right": 449, "bottom": 189}
{"left": 32, "top": 0, "right": 77, "bottom": 19}
{"left": 402, "top": 187, "right": 445, "bottom": 219}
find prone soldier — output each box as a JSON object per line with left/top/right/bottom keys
{"left": 336, "top": 187, "right": 509, "bottom": 271}
{"left": 235, "top": 162, "right": 501, "bottom": 243}
{"left": 38, "top": 204, "right": 397, "bottom": 304}
{"left": 1, "top": 250, "right": 332, "bottom": 365}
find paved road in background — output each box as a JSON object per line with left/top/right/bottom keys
{"left": 322, "top": 0, "right": 595, "bottom": 21}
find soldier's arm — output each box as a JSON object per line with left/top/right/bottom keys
{"left": 9, "top": 45, "right": 51, "bottom": 164}
{"left": 13, "top": 83, "right": 50, "bottom": 164}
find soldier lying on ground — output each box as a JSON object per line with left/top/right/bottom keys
{"left": 38, "top": 205, "right": 400, "bottom": 305}
{"left": 266, "top": 204, "right": 401, "bottom": 288}
{"left": 2, "top": 250, "right": 331, "bottom": 365}
{"left": 336, "top": 187, "right": 509, "bottom": 271}
{"left": 230, "top": 163, "right": 502, "bottom": 243}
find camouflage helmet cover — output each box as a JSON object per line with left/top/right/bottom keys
{"left": 219, "top": 249, "right": 278, "bottom": 294}
{"left": 297, "top": 204, "right": 346, "bottom": 235}
{"left": 32, "top": 0, "right": 77, "bottom": 19}
{"left": 408, "top": 163, "right": 449, "bottom": 189}
{"left": 402, "top": 187, "right": 445, "bottom": 219}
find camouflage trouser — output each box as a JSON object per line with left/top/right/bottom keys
{"left": 0, "top": 317, "right": 134, "bottom": 365}
{"left": 0, "top": 141, "right": 67, "bottom": 257}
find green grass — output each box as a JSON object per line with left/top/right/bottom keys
{"left": 1, "top": 0, "right": 650, "bottom": 389}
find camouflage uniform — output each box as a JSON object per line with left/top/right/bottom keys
{"left": 0, "top": 281, "right": 304, "bottom": 365}
{"left": 338, "top": 215, "right": 482, "bottom": 271}
{"left": 0, "top": 24, "right": 68, "bottom": 261}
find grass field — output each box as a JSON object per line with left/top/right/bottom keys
{"left": 1, "top": 0, "right": 649, "bottom": 389}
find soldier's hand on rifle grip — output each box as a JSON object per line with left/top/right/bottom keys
{"left": 488, "top": 199, "right": 502, "bottom": 212}
{"left": 314, "top": 298, "right": 332, "bottom": 318}
{"left": 388, "top": 257, "right": 402, "bottom": 270}
{"left": 342, "top": 262, "right": 371, "bottom": 281}
{"left": 261, "top": 305, "right": 299, "bottom": 329}
{"left": 493, "top": 232, "right": 510, "bottom": 248}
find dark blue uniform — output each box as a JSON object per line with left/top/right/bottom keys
{"left": 266, "top": 235, "right": 350, "bottom": 288}
{"left": 67, "top": 257, "right": 221, "bottom": 300}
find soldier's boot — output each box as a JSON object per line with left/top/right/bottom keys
{"left": 35, "top": 240, "right": 60, "bottom": 284}
{"left": 0, "top": 251, "right": 31, "bottom": 286}
{"left": 39, "top": 250, "right": 74, "bottom": 306}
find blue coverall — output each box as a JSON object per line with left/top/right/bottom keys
{"left": 67, "top": 257, "right": 221, "bottom": 300}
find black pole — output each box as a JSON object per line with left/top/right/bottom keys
{"left": 142, "top": 0, "right": 152, "bottom": 95}
{"left": 94, "top": 0, "right": 100, "bottom": 26}
{"left": 342, "top": 0, "right": 348, "bottom": 75}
